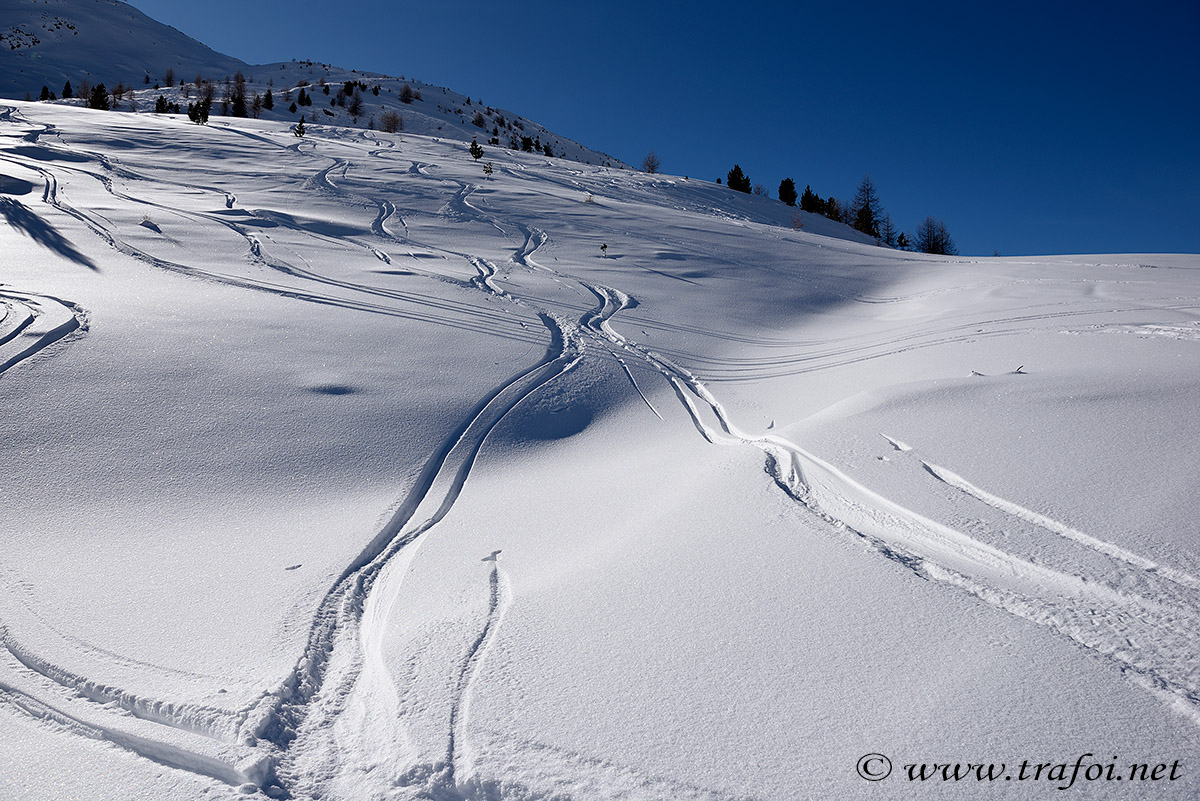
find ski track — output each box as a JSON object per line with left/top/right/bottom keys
{"left": 3, "top": 105, "right": 1199, "bottom": 797}
{"left": 0, "top": 289, "right": 87, "bottom": 376}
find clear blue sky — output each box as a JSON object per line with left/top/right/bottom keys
{"left": 129, "top": 0, "right": 1198, "bottom": 256}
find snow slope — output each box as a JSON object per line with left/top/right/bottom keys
{"left": 0, "top": 0, "right": 248, "bottom": 97}
{"left": 1, "top": 100, "right": 1199, "bottom": 800}
{"left": 0, "top": 0, "right": 627, "bottom": 167}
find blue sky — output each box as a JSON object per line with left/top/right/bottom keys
{"left": 128, "top": 0, "right": 1198, "bottom": 256}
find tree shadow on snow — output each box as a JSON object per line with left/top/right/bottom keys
{"left": 0, "top": 197, "right": 99, "bottom": 271}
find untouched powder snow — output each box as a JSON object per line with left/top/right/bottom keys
{"left": 1, "top": 100, "right": 1199, "bottom": 800}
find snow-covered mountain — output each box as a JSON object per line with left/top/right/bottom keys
{"left": 0, "top": 0, "right": 248, "bottom": 96}
{"left": 0, "top": 0, "right": 627, "bottom": 167}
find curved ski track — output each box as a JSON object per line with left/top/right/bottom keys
{"left": 2, "top": 106, "right": 1199, "bottom": 798}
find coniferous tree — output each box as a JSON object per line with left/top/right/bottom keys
{"left": 778, "top": 178, "right": 798, "bottom": 207}
{"left": 187, "top": 98, "right": 211, "bottom": 124}
{"left": 294, "top": 118, "right": 306, "bottom": 137}
{"left": 799, "top": 184, "right": 821, "bottom": 213}
{"left": 726, "top": 164, "right": 751, "bottom": 193}
{"left": 88, "top": 84, "right": 110, "bottom": 110}
{"left": 896, "top": 231, "right": 910, "bottom": 250}
{"left": 880, "top": 213, "right": 898, "bottom": 247}
{"left": 851, "top": 175, "right": 883, "bottom": 238}
{"left": 915, "top": 216, "right": 957, "bottom": 255}
{"left": 154, "top": 95, "right": 169, "bottom": 114}
{"left": 823, "top": 196, "right": 842, "bottom": 222}
{"left": 469, "top": 138, "right": 484, "bottom": 161}
{"left": 39, "top": 86, "right": 50, "bottom": 101}
{"left": 263, "top": 89, "right": 274, "bottom": 110}
{"left": 642, "top": 150, "right": 661, "bottom": 173}
{"left": 164, "top": 68, "right": 175, "bottom": 87}
{"left": 230, "top": 71, "right": 248, "bottom": 117}
{"left": 62, "top": 80, "right": 73, "bottom": 99}
{"left": 289, "top": 101, "right": 298, "bottom": 114}
{"left": 400, "top": 83, "right": 415, "bottom": 104}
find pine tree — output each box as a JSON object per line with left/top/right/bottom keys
{"left": 294, "top": 118, "right": 306, "bottom": 138}
{"left": 187, "top": 99, "right": 211, "bottom": 124}
{"left": 726, "top": 164, "right": 751, "bottom": 193}
{"left": 824, "top": 197, "right": 842, "bottom": 222}
{"left": 483, "top": 161, "right": 494, "bottom": 178}
{"left": 642, "top": 150, "right": 661, "bottom": 174}
{"left": 263, "top": 89, "right": 274, "bottom": 110}
{"left": 799, "top": 184, "right": 821, "bottom": 213}
{"left": 400, "top": 83, "right": 415, "bottom": 104}
{"left": 778, "top": 178, "right": 798, "bottom": 207}
{"left": 39, "top": 86, "right": 50, "bottom": 101}
{"left": 469, "top": 138, "right": 484, "bottom": 161}
{"left": 62, "top": 80, "right": 73, "bottom": 99}
{"left": 155, "top": 95, "right": 169, "bottom": 114}
{"left": 896, "top": 232, "right": 910, "bottom": 250}
{"left": 88, "top": 84, "right": 110, "bottom": 110}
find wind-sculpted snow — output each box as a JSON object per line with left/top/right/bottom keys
{"left": 1, "top": 100, "right": 1199, "bottom": 800}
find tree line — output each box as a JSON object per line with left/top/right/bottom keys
{"left": 641, "top": 150, "right": 959, "bottom": 255}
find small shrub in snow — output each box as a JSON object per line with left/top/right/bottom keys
{"left": 381, "top": 111, "right": 402, "bottom": 133}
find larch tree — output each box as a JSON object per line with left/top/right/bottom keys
{"left": 915, "top": 216, "right": 957, "bottom": 255}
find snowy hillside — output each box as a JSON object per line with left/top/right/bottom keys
{"left": 0, "top": 0, "right": 247, "bottom": 97}
{"left": 2, "top": 97, "right": 1199, "bottom": 801}
{"left": 0, "top": 0, "right": 627, "bottom": 167}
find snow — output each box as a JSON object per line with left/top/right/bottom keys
{"left": 1, "top": 95, "right": 1199, "bottom": 801}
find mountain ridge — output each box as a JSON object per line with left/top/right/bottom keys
{"left": 0, "top": 0, "right": 627, "bottom": 167}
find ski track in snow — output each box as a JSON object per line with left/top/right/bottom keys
{"left": 0, "top": 288, "right": 86, "bottom": 376}
{"left": 3, "top": 104, "right": 1200, "bottom": 797}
